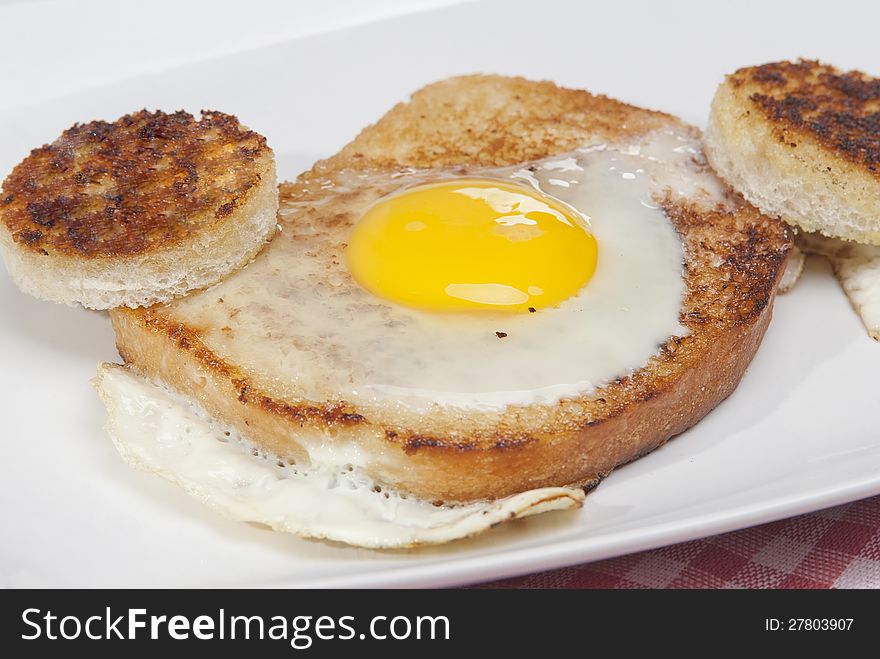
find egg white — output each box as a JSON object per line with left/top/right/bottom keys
{"left": 95, "top": 365, "right": 584, "bottom": 548}
{"left": 798, "top": 233, "right": 880, "bottom": 339}
{"left": 165, "top": 128, "right": 724, "bottom": 413}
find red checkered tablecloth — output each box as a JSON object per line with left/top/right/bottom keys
{"left": 480, "top": 495, "right": 880, "bottom": 588}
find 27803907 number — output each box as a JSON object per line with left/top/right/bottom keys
{"left": 765, "top": 618, "right": 854, "bottom": 631}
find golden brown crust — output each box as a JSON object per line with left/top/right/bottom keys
{"left": 730, "top": 60, "right": 880, "bottom": 176}
{"left": 0, "top": 110, "right": 270, "bottom": 257}
{"left": 113, "top": 75, "right": 792, "bottom": 502}
{"left": 323, "top": 75, "right": 682, "bottom": 172}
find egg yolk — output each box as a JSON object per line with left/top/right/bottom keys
{"left": 346, "top": 179, "right": 598, "bottom": 312}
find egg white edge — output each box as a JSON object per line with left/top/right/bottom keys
{"left": 776, "top": 245, "right": 804, "bottom": 294}
{"left": 798, "top": 233, "right": 880, "bottom": 340}
{"left": 93, "top": 363, "right": 585, "bottom": 549}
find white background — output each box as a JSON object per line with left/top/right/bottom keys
{"left": 1, "top": 0, "right": 879, "bottom": 587}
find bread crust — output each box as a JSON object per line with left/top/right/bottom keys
{"left": 112, "top": 76, "right": 791, "bottom": 502}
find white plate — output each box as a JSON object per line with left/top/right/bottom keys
{"left": 2, "top": 0, "right": 880, "bottom": 588}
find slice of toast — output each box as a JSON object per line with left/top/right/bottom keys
{"left": 705, "top": 60, "right": 880, "bottom": 246}
{"left": 110, "top": 75, "right": 792, "bottom": 503}
{"left": 0, "top": 110, "right": 277, "bottom": 309}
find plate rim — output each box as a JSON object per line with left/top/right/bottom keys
{"left": 276, "top": 476, "right": 880, "bottom": 588}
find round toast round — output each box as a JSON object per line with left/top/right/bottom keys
{"left": 0, "top": 110, "right": 278, "bottom": 309}
{"left": 110, "top": 76, "right": 792, "bottom": 503}
{"left": 705, "top": 60, "right": 880, "bottom": 246}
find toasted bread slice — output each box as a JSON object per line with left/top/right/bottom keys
{"left": 0, "top": 110, "right": 277, "bottom": 309}
{"left": 705, "top": 60, "right": 880, "bottom": 245}
{"left": 110, "top": 76, "right": 791, "bottom": 504}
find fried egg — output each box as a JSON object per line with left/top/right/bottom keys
{"left": 98, "top": 128, "right": 727, "bottom": 546}
{"left": 160, "top": 129, "right": 721, "bottom": 414}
